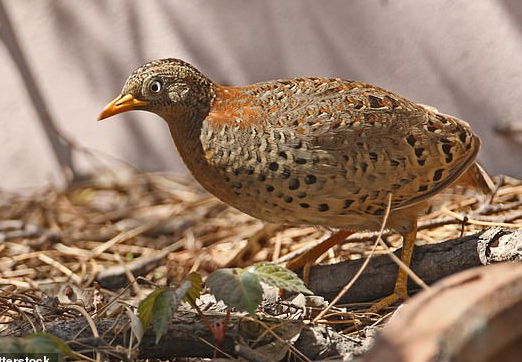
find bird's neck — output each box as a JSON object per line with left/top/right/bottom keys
{"left": 163, "top": 108, "right": 207, "bottom": 162}
{"left": 161, "top": 85, "right": 218, "bottom": 187}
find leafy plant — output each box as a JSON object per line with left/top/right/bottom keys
{"left": 138, "top": 262, "right": 311, "bottom": 345}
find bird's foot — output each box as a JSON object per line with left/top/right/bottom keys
{"left": 369, "top": 289, "right": 408, "bottom": 313}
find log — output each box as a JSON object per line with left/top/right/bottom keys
{"left": 44, "top": 312, "right": 372, "bottom": 361}
{"left": 307, "top": 227, "right": 522, "bottom": 304}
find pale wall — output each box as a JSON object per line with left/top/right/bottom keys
{"left": 1, "top": 0, "right": 521, "bottom": 190}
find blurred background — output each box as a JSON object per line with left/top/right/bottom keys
{"left": 1, "top": 0, "right": 521, "bottom": 190}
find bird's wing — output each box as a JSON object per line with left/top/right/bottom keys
{"left": 249, "top": 78, "right": 480, "bottom": 213}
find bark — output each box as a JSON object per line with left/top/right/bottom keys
{"left": 44, "top": 312, "right": 372, "bottom": 361}
{"left": 307, "top": 227, "right": 522, "bottom": 304}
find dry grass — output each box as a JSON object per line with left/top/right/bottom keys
{"left": 1, "top": 167, "right": 521, "bottom": 356}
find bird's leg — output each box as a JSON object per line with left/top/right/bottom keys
{"left": 370, "top": 223, "right": 417, "bottom": 312}
{"left": 286, "top": 229, "right": 354, "bottom": 284}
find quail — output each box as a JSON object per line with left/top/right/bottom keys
{"left": 99, "top": 58, "right": 492, "bottom": 311}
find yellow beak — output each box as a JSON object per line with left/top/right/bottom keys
{"left": 98, "top": 94, "right": 149, "bottom": 121}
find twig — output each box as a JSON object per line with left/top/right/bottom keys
{"left": 375, "top": 239, "right": 429, "bottom": 291}
{"left": 244, "top": 316, "right": 312, "bottom": 362}
{"left": 442, "top": 207, "right": 522, "bottom": 228}
{"left": 37, "top": 254, "right": 82, "bottom": 284}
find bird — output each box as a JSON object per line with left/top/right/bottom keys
{"left": 99, "top": 58, "right": 492, "bottom": 311}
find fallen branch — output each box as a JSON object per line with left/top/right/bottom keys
{"left": 42, "top": 311, "right": 372, "bottom": 360}
{"left": 306, "top": 227, "right": 522, "bottom": 304}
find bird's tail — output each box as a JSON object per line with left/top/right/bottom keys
{"left": 456, "top": 162, "right": 495, "bottom": 195}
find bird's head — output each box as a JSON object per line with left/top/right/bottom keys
{"left": 98, "top": 58, "right": 213, "bottom": 122}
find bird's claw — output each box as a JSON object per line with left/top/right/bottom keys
{"left": 369, "top": 290, "right": 408, "bottom": 313}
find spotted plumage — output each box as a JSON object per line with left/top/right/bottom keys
{"left": 194, "top": 77, "right": 481, "bottom": 232}
{"left": 99, "top": 58, "right": 492, "bottom": 310}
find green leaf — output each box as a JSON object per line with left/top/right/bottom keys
{"left": 251, "top": 262, "right": 312, "bottom": 295}
{"left": 0, "top": 333, "right": 73, "bottom": 360}
{"left": 138, "top": 284, "right": 188, "bottom": 344}
{"left": 182, "top": 272, "right": 203, "bottom": 307}
{"left": 138, "top": 287, "right": 167, "bottom": 330}
{"left": 151, "top": 289, "right": 177, "bottom": 344}
{"left": 25, "top": 333, "right": 74, "bottom": 358}
{"left": 0, "top": 337, "right": 25, "bottom": 353}
{"left": 206, "top": 268, "right": 262, "bottom": 315}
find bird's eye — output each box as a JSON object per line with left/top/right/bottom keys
{"left": 149, "top": 79, "right": 162, "bottom": 93}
